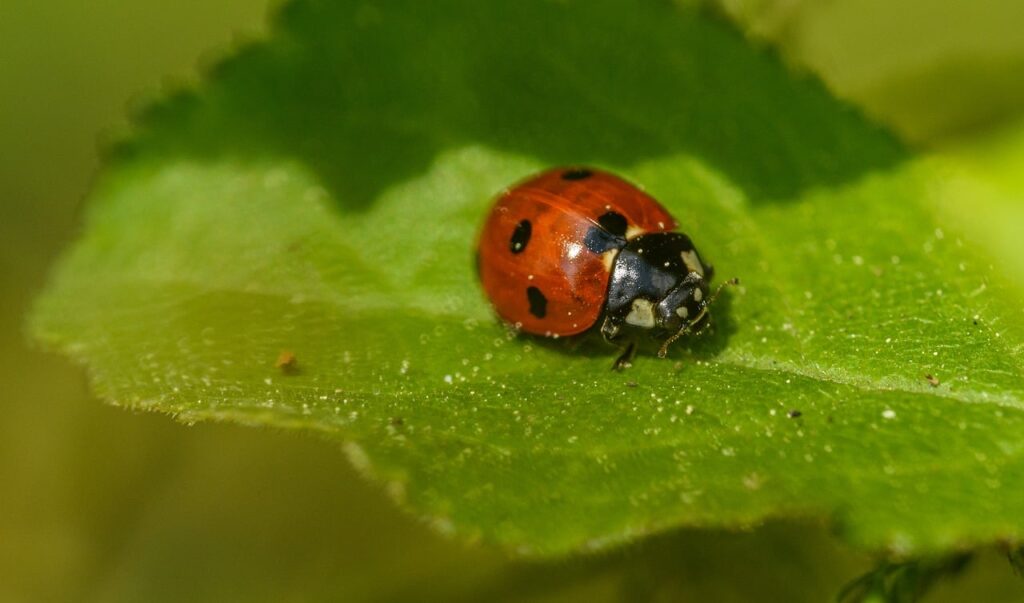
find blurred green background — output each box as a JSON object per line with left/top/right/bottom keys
{"left": 2, "top": 1, "right": 1023, "bottom": 601}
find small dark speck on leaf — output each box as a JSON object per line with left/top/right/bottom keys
{"left": 276, "top": 350, "right": 298, "bottom": 374}
{"left": 925, "top": 374, "right": 940, "bottom": 387}
{"left": 788, "top": 409, "right": 802, "bottom": 419}
{"left": 626, "top": 381, "right": 638, "bottom": 388}
{"left": 390, "top": 416, "right": 404, "bottom": 427}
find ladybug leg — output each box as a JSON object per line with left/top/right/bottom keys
{"left": 600, "top": 316, "right": 636, "bottom": 371}
{"left": 612, "top": 340, "right": 638, "bottom": 371}
{"left": 599, "top": 315, "right": 620, "bottom": 344}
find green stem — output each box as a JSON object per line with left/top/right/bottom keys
{"left": 837, "top": 554, "right": 973, "bottom": 603}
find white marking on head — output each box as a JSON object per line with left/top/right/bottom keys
{"left": 676, "top": 306, "right": 689, "bottom": 318}
{"left": 693, "top": 288, "right": 703, "bottom": 302}
{"left": 625, "top": 298, "right": 656, "bottom": 328}
{"left": 681, "top": 250, "right": 704, "bottom": 277}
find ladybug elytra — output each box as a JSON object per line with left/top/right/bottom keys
{"left": 476, "top": 167, "right": 733, "bottom": 369}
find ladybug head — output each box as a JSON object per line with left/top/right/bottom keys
{"left": 655, "top": 272, "right": 710, "bottom": 335}
{"left": 656, "top": 276, "right": 738, "bottom": 358}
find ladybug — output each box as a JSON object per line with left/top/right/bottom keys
{"left": 476, "top": 167, "right": 734, "bottom": 369}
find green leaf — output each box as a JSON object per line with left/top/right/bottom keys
{"left": 31, "top": 0, "right": 1024, "bottom": 556}
{"left": 713, "top": 0, "right": 1024, "bottom": 144}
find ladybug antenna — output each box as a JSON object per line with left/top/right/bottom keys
{"left": 657, "top": 277, "right": 739, "bottom": 359}
{"left": 656, "top": 309, "right": 704, "bottom": 358}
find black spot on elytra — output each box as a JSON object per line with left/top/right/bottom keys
{"left": 510, "top": 219, "right": 531, "bottom": 253}
{"left": 527, "top": 286, "right": 547, "bottom": 319}
{"left": 561, "top": 168, "right": 593, "bottom": 180}
{"left": 583, "top": 210, "right": 630, "bottom": 254}
{"left": 597, "top": 211, "right": 628, "bottom": 237}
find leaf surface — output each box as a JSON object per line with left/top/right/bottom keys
{"left": 32, "top": 0, "right": 1024, "bottom": 555}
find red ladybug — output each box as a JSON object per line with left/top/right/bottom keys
{"left": 477, "top": 167, "right": 732, "bottom": 369}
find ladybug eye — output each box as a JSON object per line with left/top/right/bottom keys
{"left": 561, "top": 168, "right": 593, "bottom": 181}
{"left": 510, "top": 219, "right": 531, "bottom": 254}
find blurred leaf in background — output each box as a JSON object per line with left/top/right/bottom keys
{"left": 714, "top": 0, "right": 1024, "bottom": 145}
{"left": 5, "top": 0, "right": 1024, "bottom": 602}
